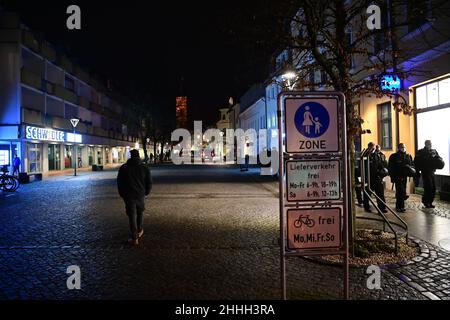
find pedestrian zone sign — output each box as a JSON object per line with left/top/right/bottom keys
{"left": 284, "top": 97, "right": 339, "bottom": 153}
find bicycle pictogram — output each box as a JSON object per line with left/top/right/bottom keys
{"left": 293, "top": 215, "right": 315, "bottom": 228}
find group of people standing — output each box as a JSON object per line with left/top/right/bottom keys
{"left": 357, "top": 140, "right": 444, "bottom": 213}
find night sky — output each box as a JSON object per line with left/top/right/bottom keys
{"left": 1, "top": 0, "right": 285, "bottom": 126}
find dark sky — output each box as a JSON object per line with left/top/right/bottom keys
{"left": 1, "top": 0, "right": 283, "bottom": 126}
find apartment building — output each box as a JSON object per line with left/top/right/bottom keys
{"left": 0, "top": 11, "right": 140, "bottom": 177}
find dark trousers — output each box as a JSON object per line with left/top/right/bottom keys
{"left": 13, "top": 166, "right": 20, "bottom": 176}
{"left": 355, "top": 177, "right": 363, "bottom": 205}
{"left": 394, "top": 178, "right": 407, "bottom": 210}
{"left": 363, "top": 179, "right": 386, "bottom": 211}
{"left": 125, "top": 198, "right": 145, "bottom": 240}
{"left": 422, "top": 172, "right": 436, "bottom": 205}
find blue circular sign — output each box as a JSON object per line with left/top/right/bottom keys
{"left": 294, "top": 102, "right": 330, "bottom": 138}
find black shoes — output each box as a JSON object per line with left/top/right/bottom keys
{"left": 423, "top": 203, "right": 436, "bottom": 209}
{"left": 381, "top": 209, "right": 388, "bottom": 213}
{"left": 364, "top": 207, "right": 372, "bottom": 213}
{"left": 396, "top": 208, "right": 406, "bottom": 213}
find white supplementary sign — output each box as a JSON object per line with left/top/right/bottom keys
{"left": 286, "top": 160, "right": 341, "bottom": 202}
{"left": 284, "top": 97, "right": 339, "bottom": 153}
{"left": 26, "top": 126, "right": 82, "bottom": 143}
{"left": 287, "top": 208, "right": 341, "bottom": 250}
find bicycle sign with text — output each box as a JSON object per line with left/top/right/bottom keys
{"left": 287, "top": 208, "right": 341, "bottom": 250}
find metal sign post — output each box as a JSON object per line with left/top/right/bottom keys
{"left": 70, "top": 118, "right": 80, "bottom": 176}
{"left": 278, "top": 92, "right": 349, "bottom": 300}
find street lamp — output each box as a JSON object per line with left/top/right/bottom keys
{"left": 70, "top": 118, "right": 80, "bottom": 176}
{"left": 281, "top": 70, "right": 297, "bottom": 91}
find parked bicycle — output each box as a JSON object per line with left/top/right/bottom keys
{"left": 0, "top": 169, "right": 20, "bottom": 192}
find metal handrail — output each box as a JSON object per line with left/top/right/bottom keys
{"left": 359, "top": 148, "right": 409, "bottom": 254}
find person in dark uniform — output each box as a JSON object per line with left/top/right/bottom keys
{"left": 414, "top": 140, "right": 445, "bottom": 209}
{"left": 355, "top": 150, "right": 363, "bottom": 206}
{"left": 363, "top": 142, "right": 388, "bottom": 213}
{"left": 388, "top": 143, "right": 415, "bottom": 212}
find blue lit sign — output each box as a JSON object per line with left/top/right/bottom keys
{"left": 380, "top": 74, "right": 401, "bottom": 92}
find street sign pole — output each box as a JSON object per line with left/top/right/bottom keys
{"left": 278, "top": 91, "right": 349, "bottom": 300}
{"left": 70, "top": 119, "right": 80, "bottom": 177}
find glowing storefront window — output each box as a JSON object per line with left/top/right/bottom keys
{"left": 439, "top": 78, "right": 450, "bottom": 105}
{"left": 416, "top": 107, "right": 450, "bottom": 176}
{"left": 416, "top": 77, "right": 450, "bottom": 109}
{"left": 0, "top": 150, "right": 10, "bottom": 166}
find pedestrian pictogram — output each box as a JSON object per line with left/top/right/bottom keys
{"left": 294, "top": 102, "right": 330, "bottom": 138}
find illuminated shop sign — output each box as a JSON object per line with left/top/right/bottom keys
{"left": 379, "top": 74, "right": 401, "bottom": 92}
{"left": 25, "top": 126, "right": 82, "bottom": 143}
{"left": 66, "top": 133, "right": 82, "bottom": 143}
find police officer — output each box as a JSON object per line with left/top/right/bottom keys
{"left": 388, "top": 143, "right": 414, "bottom": 212}
{"left": 363, "top": 142, "right": 388, "bottom": 213}
{"left": 414, "top": 140, "right": 445, "bottom": 208}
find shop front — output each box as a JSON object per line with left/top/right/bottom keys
{"left": 413, "top": 75, "right": 450, "bottom": 191}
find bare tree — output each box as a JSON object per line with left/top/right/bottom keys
{"left": 250, "top": 0, "right": 450, "bottom": 241}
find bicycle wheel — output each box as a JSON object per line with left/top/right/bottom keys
{"left": 11, "top": 176, "right": 20, "bottom": 191}
{"left": 2, "top": 176, "right": 16, "bottom": 192}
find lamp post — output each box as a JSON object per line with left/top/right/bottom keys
{"left": 70, "top": 118, "right": 80, "bottom": 176}
{"left": 281, "top": 71, "right": 297, "bottom": 91}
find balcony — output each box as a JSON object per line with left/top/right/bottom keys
{"left": 52, "top": 116, "right": 72, "bottom": 131}
{"left": 22, "top": 30, "right": 41, "bottom": 53}
{"left": 74, "top": 66, "right": 90, "bottom": 84}
{"left": 23, "top": 108, "right": 43, "bottom": 126}
{"left": 21, "top": 68, "right": 43, "bottom": 90}
{"left": 90, "top": 102, "right": 103, "bottom": 114}
{"left": 44, "top": 81, "right": 54, "bottom": 95}
{"left": 54, "top": 84, "right": 78, "bottom": 104}
{"left": 78, "top": 96, "right": 90, "bottom": 109}
{"left": 58, "top": 55, "right": 73, "bottom": 74}
{"left": 94, "top": 127, "right": 108, "bottom": 137}
{"left": 41, "top": 43, "right": 56, "bottom": 62}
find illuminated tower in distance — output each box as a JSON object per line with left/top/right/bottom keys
{"left": 175, "top": 96, "right": 188, "bottom": 129}
{"left": 176, "top": 77, "right": 188, "bottom": 129}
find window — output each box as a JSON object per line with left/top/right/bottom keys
{"left": 417, "top": 107, "right": 450, "bottom": 176}
{"left": 65, "top": 75, "right": 75, "bottom": 92}
{"left": 48, "top": 144, "right": 60, "bottom": 171}
{"left": 415, "top": 77, "right": 450, "bottom": 109}
{"left": 28, "top": 143, "right": 42, "bottom": 173}
{"left": 377, "top": 102, "right": 392, "bottom": 150}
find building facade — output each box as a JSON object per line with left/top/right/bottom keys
{"left": 0, "top": 12, "right": 139, "bottom": 177}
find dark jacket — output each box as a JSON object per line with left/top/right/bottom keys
{"left": 388, "top": 151, "right": 414, "bottom": 183}
{"left": 117, "top": 157, "right": 152, "bottom": 200}
{"left": 414, "top": 148, "right": 444, "bottom": 174}
{"left": 363, "top": 150, "right": 388, "bottom": 182}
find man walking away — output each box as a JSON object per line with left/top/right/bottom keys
{"left": 12, "top": 155, "right": 21, "bottom": 176}
{"left": 414, "top": 140, "right": 445, "bottom": 208}
{"left": 388, "top": 143, "right": 415, "bottom": 213}
{"left": 117, "top": 149, "right": 152, "bottom": 246}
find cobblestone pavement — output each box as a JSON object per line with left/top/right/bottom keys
{"left": 0, "top": 165, "right": 448, "bottom": 300}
